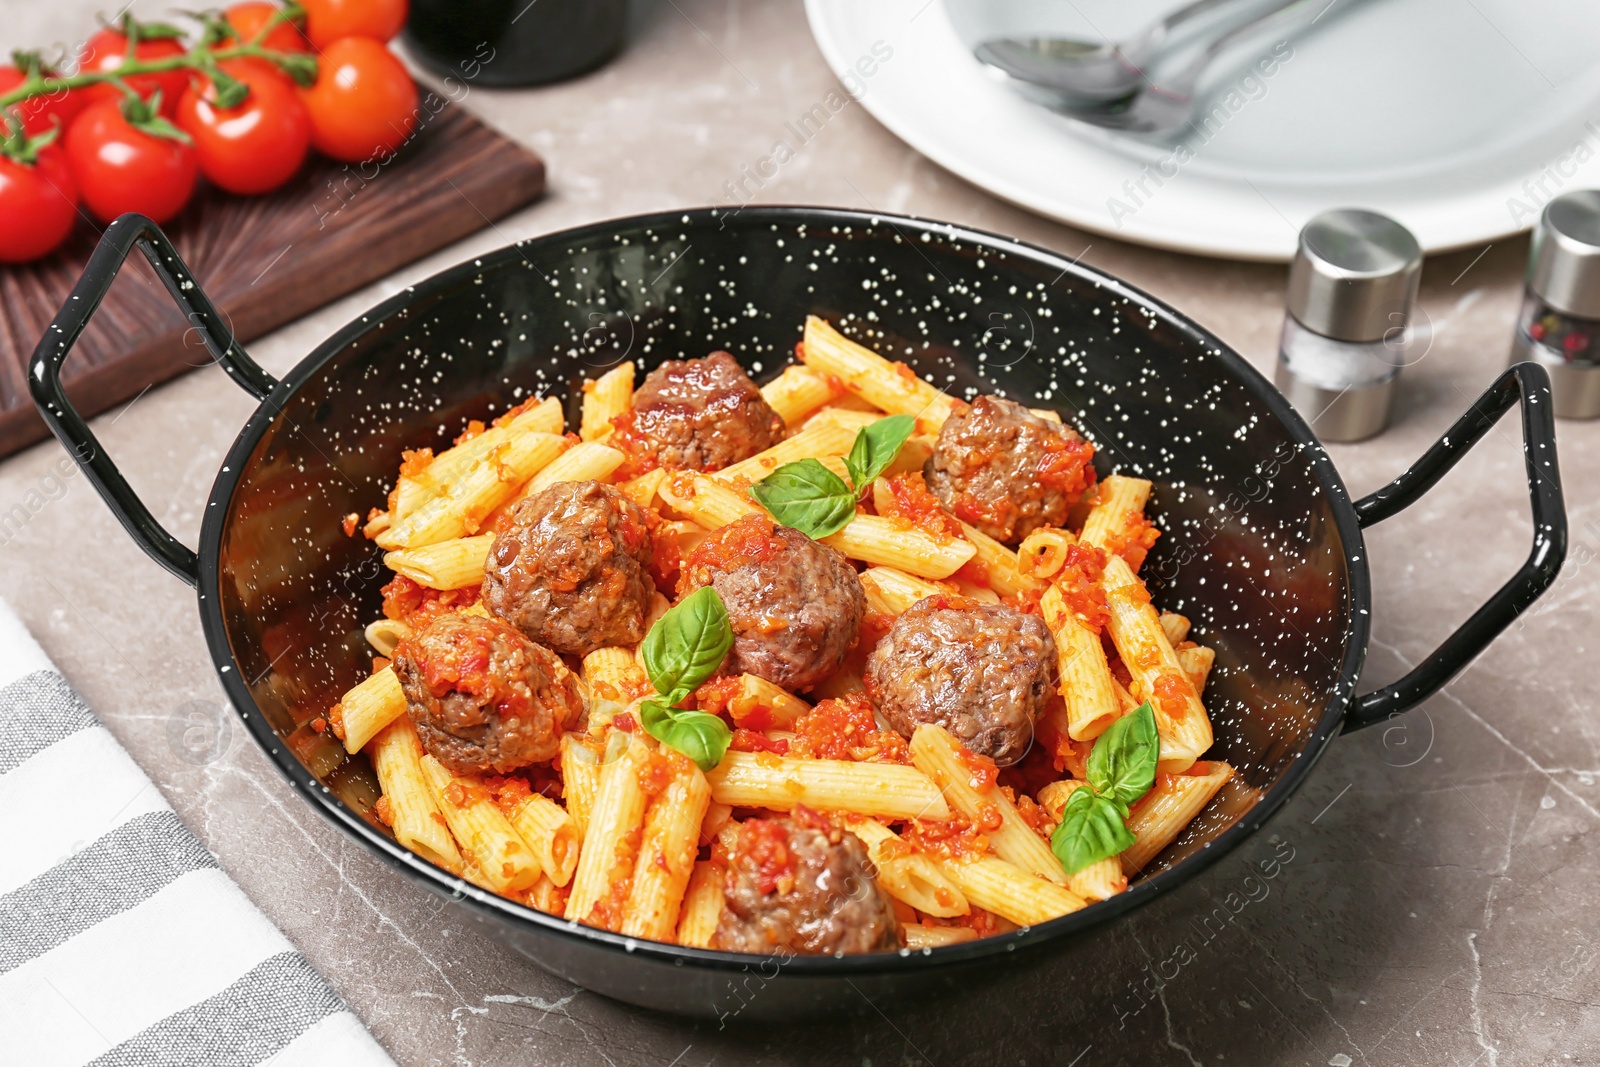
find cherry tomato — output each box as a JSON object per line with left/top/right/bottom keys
{"left": 225, "top": 2, "right": 311, "bottom": 53}
{"left": 0, "top": 145, "right": 78, "bottom": 262}
{"left": 0, "top": 66, "right": 84, "bottom": 137}
{"left": 299, "top": 0, "right": 408, "bottom": 48}
{"left": 64, "top": 99, "right": 198, "bottom": 224}
{"left": 78, "top": 28, "right": 191, "bottom": 116}
{"left": 176, "top": 59, "right": 310, "bottom": 195}
{"left": 299, "top": 38, "right": 417, "bottom": 164}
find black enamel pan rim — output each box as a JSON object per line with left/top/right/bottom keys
{"left": 195, "top": 205, "right": 1369, "bottom": 978}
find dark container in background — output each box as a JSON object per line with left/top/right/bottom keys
{"left": 403, "top": 0, "right": 629, "bottom": 87}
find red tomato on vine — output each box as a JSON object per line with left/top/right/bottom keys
{"left": 224, "top": 2, "right": 311, "bottom": 53}
{"left": 0, "top": 144, "right": 78, "bottom": 263}
{"left": 176, "top": 59, "right": 311, "bottom": 195}
{"left": 77, "top": 23, "right": 192, "bottom": 117}
{"left": 300, "top": 0, "right": 409, "bottom": 48}
{"left": 64, "top": 97, "right": 197, "bottom": 224}
{"left": 0, "top": 63, "right": 83, "bottom": 136}
{"left": 299, "top": 37, "right": 418, "bottom": 164}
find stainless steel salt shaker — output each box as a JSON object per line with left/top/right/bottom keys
{"left": 1274, "top": 209, "right": 1422, "bottom": 442}
{"left": 1509, "top": 190, "right": 1600, "bottom": 419}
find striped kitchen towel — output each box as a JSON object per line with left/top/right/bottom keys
{"left": 0, "top": 600, "right": 395, "bottom": 1067}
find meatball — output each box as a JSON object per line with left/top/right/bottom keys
{"left": 482, "top": 480, "right": 655, "bottom": 658}
{"left": 393, "top": 612, "right": 582, "bottom": 776}
{"left": 713, "top": 814, "right": 898, "bottom": 955}
{"left": 678, "top": 514, "right": 864, "bottom": 691}
{"left": 865, "top": 595, "right": 1055, "bottom": 765}
{"left": 625, "top": 351, "right": 784, "bottom": 471}
{"left": 923, "top": 395, "right": 1097, "bottom": 544}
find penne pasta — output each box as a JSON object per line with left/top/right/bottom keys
{"left": 1101, "top": 554, "right": 1212, "bottom": 773}
{"left": 582, "top": 646, "right": 652, "bottom": 736}
{"left": 662, "top": 474, "right": 974, "bottom": 580}
{"left": 1078, "top": 475, "right": 1154, "bottom": 568}
{"left": 1039, "top": 584, "right": 1119, "bottom": 742}
{"left": 1177, "top": 644, "right": 1216, "bottom": 694}
{"left": 858, "top": 566, "right": 952, "bottom": 616}
{"left": 1121, "top": 762, "right": 1235, "bottom": 874}
{"left": 367, "top": 716, "right": 462, "bottom": 871}
{"left": 340, "top": 666, "right": 407, "bottom": 754}
{"left": 675, "top": 861, "right": 724, "bottom": 948}
{"left": 761, "top": 363, "right": 845, "bottom": 426}
{"left": 709, "top": 673, "right": 812, "bottom": 730}
{"left": 1159, "top": 612, "right": 1191, "bottom": 646}
{"left": 580, "top": 363, "right": 634, "bottom": 442}
{"left": 658, "top": 472, "right": 763, "bottom": 529}
{"left": 622, "top": 754, "right": 713, "bottom": 941}
{"left": 931, "top": 853, "right": 1086, "bottom": 928}
{"left": 822, "top": 514, "right": 976, "bottom": 580}
{"left": 503, "top": 791, "right": 582, "bottom": 888}
{"left": 910, "top": 725, "right": 1067, "bottom": 886}
{"left": 800, "top": 316, "right": 956, "bottom": 434}
{"left": 364, "top": 617, "right": 412, "bottom": 658}
{"left": 524, "top": 441, "right": 626, "bottom": 495}
{"left": 957, "top": 522, "right": 1041, "bottom": 599}
{"left": 712, "top": 421, "right": 860, "bottom": 488}
{"left": 559, "top": 734, "right": 604, "bottom": 836}
{"left": 802, "top": 407, "right": 885, "bottom": 432}
{"left": 845, "top": 817, "right": 968, "bottom": 918}
{"left": 902, "top": 924, "right": 979, "bottom": 950}
{"left": 617, "top": 468, "right": 668, "bottom": 510}
{"left": 706, "top": 751, "right": 950, "bottom": 822}
{"left": 383, "top": 533, "right": 493, "bottom": 591}
{"left": 419, "top": 755, "right": 541, "bottom": 894}
{"left": 1018, "top": 527, "right": 1075, "bottom": 581}
{"left": 394, "top": 398, "right": 563, "bottom": 518}
{"left": 566, "top": 733, "right": 654, "bottom": 929}
{"left": 377, "top": 431, "right": 568, "bottom": 550}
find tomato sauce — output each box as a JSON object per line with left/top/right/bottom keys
{"left": 1105, "top": 510, "right": 1161, "bottom": 572}
{"left": 1151, "top": 670, "right": 1194, "bottom": 722}
{"left": 793, "top": 692, "right": 911, "bottom": 764}
{"left": 730, "top": 729, "right": 790, "bottom": 755}
{"left": 682, "top": 514, "right": 784, "bottom": 589}
{"left": 398, "top": 447, "right": 434, "bottom": 478}
{"left": 877, "top": 472, "right": 965, "bottom": 541}
{"left": 380, "top": 574, "right": 480, "bottom": 625}
{"left": 732, "top": 818, "right": 794, "bottom": 894}
{"left": 956, "top": 745, "right": 999, "bottom": 793}
{"left": 608, "top": 408, "right": 660, "bottom": 480}
{"left": 903, "top": 815, "right": 989, "bottom": 860}
{"left": 1056, "top": 542, "right": 1109, "bottom": 631}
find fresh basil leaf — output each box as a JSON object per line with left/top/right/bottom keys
{"left": 639, "top": 586, "right": 733, "bottom": 704}
{"left": 748, "top": 458, "right": 856, "bottom": 539}
{"left": 1050, "top": 787, "right": 1137, "bottom": 876}
{"left": 639, "top": 699, "right": 732, "bottom": 771}
{"left": 844, "top": 414, "right": 916, "bottom": 491}
{"left": 1086, "top": 701, "right": 1160, "bottom": 809}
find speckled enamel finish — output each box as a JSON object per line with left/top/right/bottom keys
{"left": 196, "top": 206, "right": 1362, "bottom": 1015}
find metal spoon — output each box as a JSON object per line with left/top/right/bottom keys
{"left": 986, "top": 0, "right": 1321, "bottom": 138}
{"left": 973, "top": 0, "right": 1247, "bottom": 104}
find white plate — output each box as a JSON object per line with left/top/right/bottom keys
{"left": 805, "top": 0, "right": 1600, "bottom": 260}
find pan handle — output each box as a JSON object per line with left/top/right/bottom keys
{"left": 27, "top": 214, "right": 279, "bottom": 587}
{"left": 1343, "top": 362, "right": 1567, "bottom": 730}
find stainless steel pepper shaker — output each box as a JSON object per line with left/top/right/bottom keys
{"left": 1509, "top": 190, "right": 1600, "bottom": 419}
{"left": 1274, "top": 208, "right": 1422, "bottom": 442}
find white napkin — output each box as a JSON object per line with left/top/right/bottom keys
{"left": 0, "top": 599, "right": 395, "bottom": 1067}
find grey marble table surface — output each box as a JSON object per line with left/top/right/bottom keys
{"left": 5, "top": 1, "right": 1598, "bottom": 1064}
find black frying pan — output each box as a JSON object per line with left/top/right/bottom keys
{"left": 29, "top": 208, "right": 1566, "bottom": 1018}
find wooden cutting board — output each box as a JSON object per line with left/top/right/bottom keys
{"left": 0, "top": 103, "right": 545, "bottom": 458}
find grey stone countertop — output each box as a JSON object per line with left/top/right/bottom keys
{"left": 6, "top": 1, "right": 1598, "bottom": 1064}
